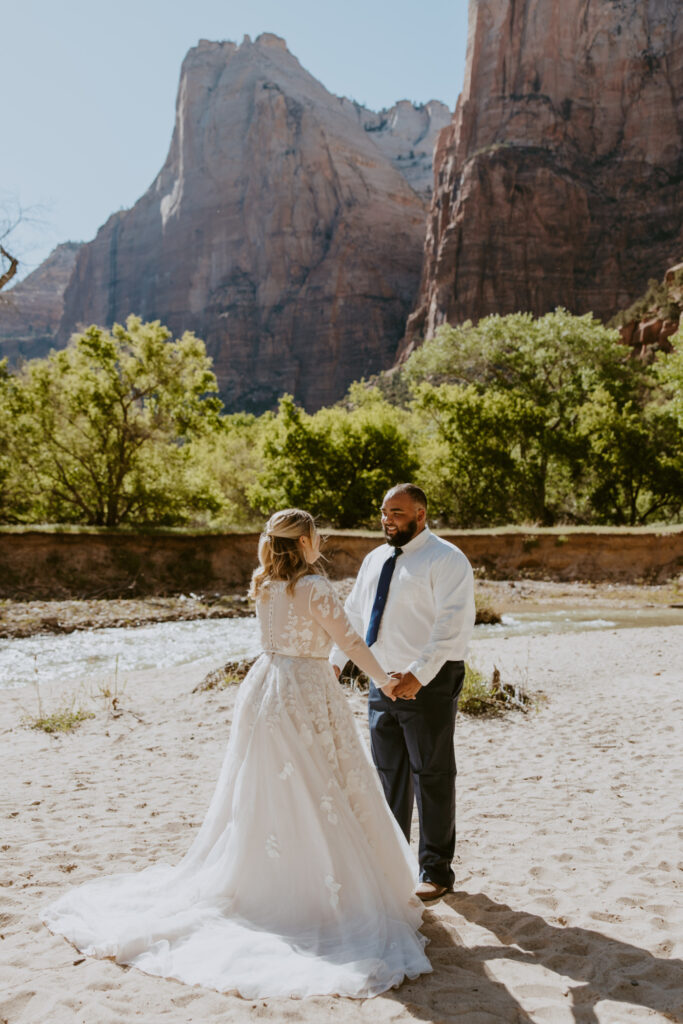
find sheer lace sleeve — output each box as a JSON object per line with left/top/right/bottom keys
{"left": 307, "top": 577, "right": 392, "bottom": 685}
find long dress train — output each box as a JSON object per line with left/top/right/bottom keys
{"left": 41, "top": 574, "right": 431, "bottom": 998}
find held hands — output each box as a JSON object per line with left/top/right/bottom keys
{"left": 380, "top": 672, "right": 402, "bottom": 702}
{"left": 381, "top": 670, "right": 422, "bottom": 701}
{"left": 334, "top": 664, "right": 422, "bottom": 701}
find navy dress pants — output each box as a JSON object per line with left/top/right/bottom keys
{"left": 368, "top": 660, "right": 465, "bottom": 889}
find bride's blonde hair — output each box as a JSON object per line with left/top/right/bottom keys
{"left": 249, "top": 508, "right": 322, "bottom": 599}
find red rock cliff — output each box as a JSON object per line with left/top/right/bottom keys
{"left": 402, "top": 0, "right": 683, "bottom": 355}
{"left": 56, "top": 34, "right": 434, "bottom": 411}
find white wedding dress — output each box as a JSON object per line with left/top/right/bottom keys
{"left": 42, "top": 574, "right": 431, "bottom": 999}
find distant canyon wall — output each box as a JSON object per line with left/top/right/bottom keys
{"left": 403, "top": 0, "right": 683, "bottom": 353}
{"left": 3, "top": 6, "right": 682, "bottom": 403}
{"left": 2, "top": 35, "right": 448, "bottom": 412}
{"left": 0, "top": 243, "right": 81, "bottom": 363}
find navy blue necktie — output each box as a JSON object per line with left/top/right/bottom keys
{"left": 365, "top": 548, "right": 402, "bottom": 647}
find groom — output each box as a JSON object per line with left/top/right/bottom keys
{"left": 331, "top": 483, "right": 475, "bottom": 900}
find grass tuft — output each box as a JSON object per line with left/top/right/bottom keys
{"left": 194, "top": 659, "right": 256, "bottom": 692}
{"left": 23, "top": 653, "right": 95, "bottom": 733}
{"left": 197, "top": 655, "right": 536, "bottom": 719}
{"left": 338, "top": 661, "right": 369, "bottom": 694}
{"left": 88, "top": 655, "right": 127, "bottom": 717}
{"left": 459, "top": 663, "right": 534, "bottom": 715}
{"left": 474, "top": 592, "right": 502, "bottom": 625}
{"left": 341, "top": 660, "right": 534, "bottom": 717}
{"left": 24, "top": 705, "right": 95, "bottom": 734}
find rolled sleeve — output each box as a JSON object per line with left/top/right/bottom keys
{"left": 406, "top": 555, "right": 475, "bottom": 685}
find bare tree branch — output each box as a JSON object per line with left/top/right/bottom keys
{"left": 0, "top": 195, "right": 52, "bottom": 295}
{"left": 0, "top": 245, "right": 18, "bottom": 292}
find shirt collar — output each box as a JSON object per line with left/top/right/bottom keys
{"left": 384, "top": 524, "right": 431, "bottom": 556}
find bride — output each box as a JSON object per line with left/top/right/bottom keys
{"left": 42, "top": 508, "right": 432, "bottom": 999}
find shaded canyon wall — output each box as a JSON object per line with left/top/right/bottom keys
{"left": 403, "top": 0, "right": 683, "bottom": 353}
{"left": 53, "top": 35, "right": 446, "bottom": 411}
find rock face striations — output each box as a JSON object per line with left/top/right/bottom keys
{"left": 54, "top": 34, "right": 437, "bottom": 411}
{"left": 403, "top": 0, "right": 683, "bottom": 354}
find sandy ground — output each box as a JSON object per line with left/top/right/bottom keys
{"left": 1, "top": 626, "right": 682, "bottom": 1024}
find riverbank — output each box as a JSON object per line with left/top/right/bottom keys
{"left": 1, "top": 578, "right": 680, "bottom": 640}
{"left": 0, "top": 594, "right": 251, "bottom": 640}
{"left": 1, "top": 525, "right": 681, "bottom": 599}
{"left": 475, "top": 577, "right": 683, "bottom": 613}
{"left": 1, "top": 625, "right": 681, "bottom": 1022}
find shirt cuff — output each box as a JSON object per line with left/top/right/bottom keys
{"left": 406, "top": 660, "right": 440, "bottom": 686}
{"left": 329, "top": 647, "right": 347, "bottom": 673}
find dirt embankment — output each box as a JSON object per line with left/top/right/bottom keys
{"left": 0, "top": 528, "right": 680, "bottom": 601}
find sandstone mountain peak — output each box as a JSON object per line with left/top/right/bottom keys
{"left": 48, "top": 34, "right": 446, "bottom": 411}
{"left": 403, "top": 0, "right": 683, "bottom": 353}
{"left": 253, "top": 32, "right": 289, "bottom": 50}
{"left": 340, "top": 97, "right": 451, "bottom": 198}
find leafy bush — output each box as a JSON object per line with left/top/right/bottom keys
{"left": 657, "top": 326, "right": 683, "bottom": 429}
{"left": 1, "top": 309, "right": 681, "bottom": 530}
{"left": 250, "top": 390, "right": 418, "bottom": 527}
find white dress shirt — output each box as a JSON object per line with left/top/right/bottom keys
{"left": 330, "top": 526, "right": 475, "bottom": 686}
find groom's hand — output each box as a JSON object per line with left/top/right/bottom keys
{"left": 392, "top": 671, "right": 422, "bottom": 700}
{"left": 380, "top": 672, "right": 401, "bottom": 702}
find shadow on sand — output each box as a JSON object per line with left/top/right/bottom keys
{"left": 384, "top": 891, "right": 682, "bottom": 1023}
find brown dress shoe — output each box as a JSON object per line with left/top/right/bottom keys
{"left": 416, "top": 880, "right": 449, "bottom": 901}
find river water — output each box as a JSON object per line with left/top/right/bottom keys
{"left": 1, "top": 607, "right": 682, "bottom": 691}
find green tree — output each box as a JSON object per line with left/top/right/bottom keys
{"left": 657, "top": 326, "right": 683, "bottom": 428}
{"left": 0, "top": 359, "right": 17, "bottom": 517}
{"left": 187, "top": 411, "right": 269, "bottom": 528}
{"left": 251, "top": 391, "right": 418, "bottom": 527}
{"left": 578, "top": 386, "right": 683, "bottom": 524}
{"left": 404, "top": 309, "right": 650, "bottom": 524}
{"left": 412, "top": 383, "right": 547, "bottom": 525}
{"left": 9, "top": 317, "right": 223, "bottom": 526}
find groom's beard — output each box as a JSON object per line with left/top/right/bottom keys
{"left": 384, "top": 517, "right": 418, "bottom": 548}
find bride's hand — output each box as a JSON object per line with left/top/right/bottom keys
{"left": 380, "top": 672, "right": 401, "bottom": 702}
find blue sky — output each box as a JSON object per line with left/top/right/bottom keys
{"left": 2, "top": 1, "right": 469, "bottom": 280}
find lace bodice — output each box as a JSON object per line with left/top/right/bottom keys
{"left": 256, "top": 575, "right": 390, "bottom": 684}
